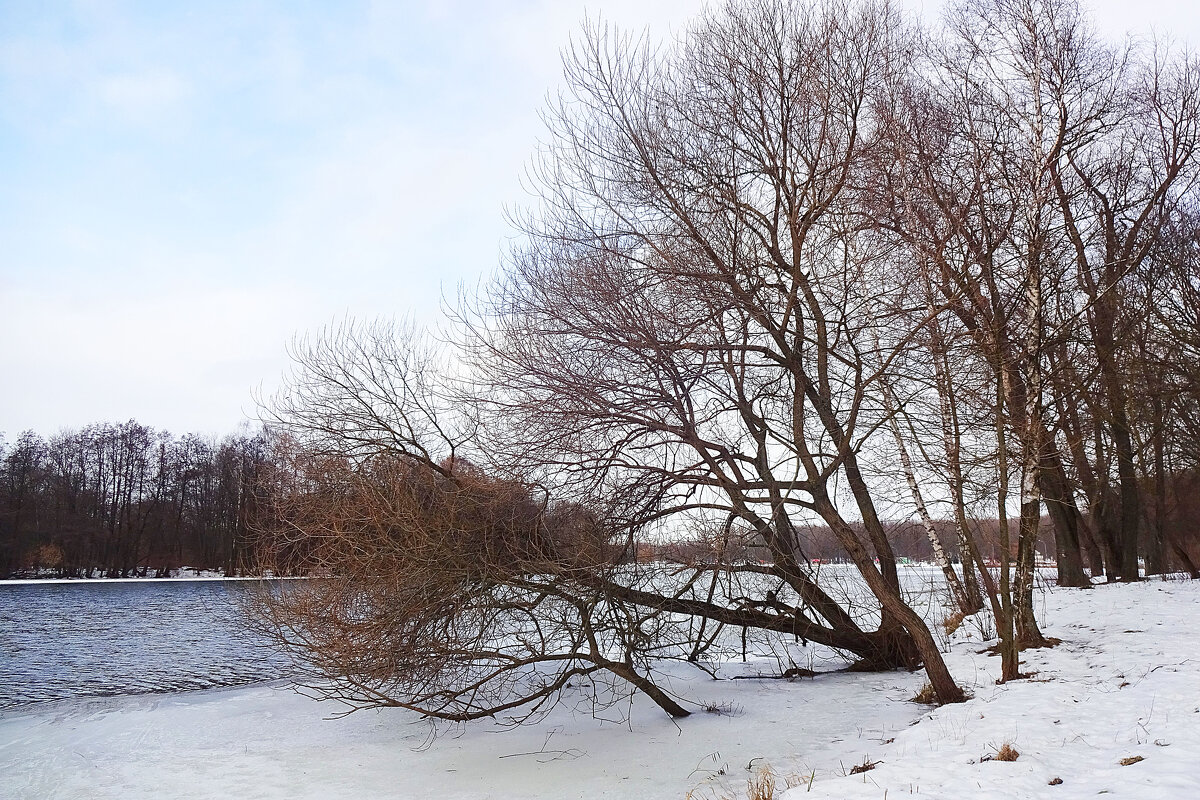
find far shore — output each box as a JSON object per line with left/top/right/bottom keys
{"left": 0, "top": 573, "right": 280, "bottom": 585}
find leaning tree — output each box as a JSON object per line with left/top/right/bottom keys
{"left": 251, "top": 0, "right": 1200, "bottom": 723}
{"left": 251, "top": 0, "right": 972, "bottom": 721}
{"left": 467, "top": 0, "right": 964, "bottom": 701}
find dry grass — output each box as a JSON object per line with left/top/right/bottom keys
{"left": 1119, "top": 755, "right": 1144, "bottom": 766}
{"left": 942, "top": 610, "right": 967, "bottom": 635}
{"left": 783, "top": 772, "right": 810, "bottom": 789}
{"left": 994, "top": 743, "right": 1020, "bottom": 762}
{"left": 702, "top": 700, "right": 744, "bottom": 716}
{"left": 746, "top": 766, "right": 777, "bottom": 800}
{"left": 910, "top": 683, "right": 938, "bottom": 704}
{"left": 684, "top": 790, "right": 732, "bottom": 800}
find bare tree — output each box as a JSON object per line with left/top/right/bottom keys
{"left": 253, "top": 321, "right": 932, "bottom": 721}
{"left": 251, "top": 435, "right": 697, "bottom": 720}
{"left": 468, "top": 0, "right": 965, "bottom": 702}
{"left": 245, "top": 2, "right": 975, "bottom": 716}
{"left": 875, "top": 0, "right": 1104, "bottom": 596}
{"left": 253, "top": 322, "right": 699, "bottom": 719}
{"left": 243, "top": 0, "right": 1200, "bottom": 722}
{"left": 1048, "top": 29, "right": 1200, "bottom": 581}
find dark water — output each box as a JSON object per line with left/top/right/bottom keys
{"left": 0, "top": 580, "right": 293, "bottom": 708}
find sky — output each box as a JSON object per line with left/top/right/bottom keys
{"left": 2, "top": 0, "right": 1198, "bottom": 440}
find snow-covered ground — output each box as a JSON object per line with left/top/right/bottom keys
{"left": 1, "top": 579, "right": 1197, "bottom": 800}
{"left": 796, "top": 578, "right": 1200, "bottom": 800}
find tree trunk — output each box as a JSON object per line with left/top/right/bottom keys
{"left": 882, "top": 389, "right": 973, "bottom": 614}
{"left": 927, "top": 330, "right": 986, "bottom": 610}
{"left": 1014, "top": 495, "right": 1047, "bottom": 648}
{"left": 1037, "top": 452, "right": 1091, "bottom": 587}
{"left": 605, "top": 661, "right": 691, "bottom": 718}
{"left": 814, "top": 493, "right": 965, "bottom": 704}
{"left": 1147, "top": 398, "right": 1167, "bottom": 576}
{"left": 993, "top": 368, "right": 1020, "bottom": 680}
{"left": 1016, "top": 245, "right": 1048, "bottom": 649}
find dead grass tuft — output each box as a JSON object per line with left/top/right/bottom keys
{"left": 746, "top": 766, "right": 777, "bottom": 800}
{"left": 1119, "top": 755, "right": 1144, "bottom": 766}
{"left": 910, "top": 683, "right": 938, "bottom": 704}
{"left": 994, "top": 743, "right": 1020, "bottom": 762}
{"left": 685, "top": 790, "right": 732, "bottom": 800}
{"left": 783, "top": 772, "right": 808, "bottom": 789}
{"left": 702, "top": 700, "right": 744, "bottom": 716}
{"left": 942, "top": 610, "right": 967, "bottom": 635}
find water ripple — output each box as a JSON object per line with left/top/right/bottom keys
{"left": 0, "top": 581, "right": 294, "bottom": 708}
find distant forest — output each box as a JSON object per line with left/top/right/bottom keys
{"left": 0, "top": 417, "right": 1037, "bottom": 579}
{"left": 2, "top": 418, "right": 1195, "bottom": 580}
{"left": 0, "top": 421, "right": 269, "bottom": 578}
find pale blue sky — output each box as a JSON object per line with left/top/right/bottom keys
{"left": 1, "top": 0, "right": 1196, "bottom": 438}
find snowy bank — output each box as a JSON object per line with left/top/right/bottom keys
{"left": 793, "top": 579, "right": 1200, "bottom": 800}
{"left": 1, "top": 580, "right": 1197, "bottom": 799}
{"left": 0, "top": 672, "right": 921, "bottom": 800}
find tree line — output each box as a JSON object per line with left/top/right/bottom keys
{"left": 3, "top": 416, "right": 1125, "bottom": 581}
{"left": 0, "top": 422, "right": 270, "bottom": 578}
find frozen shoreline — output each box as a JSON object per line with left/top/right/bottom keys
{"left": 1, "top": 566, "right": 244, "bottom": 584}
{"left": 0, "top": 665, "right": 927, "bottom": 800}
{"left": 0, "top": 576, "right": 265, "bottom": 585}
{"left": 2, "top": 580, "right": 1198, "bottom": 799}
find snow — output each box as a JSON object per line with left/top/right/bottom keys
{"left": 2, "top": 578, "right": 1198, "bottom": 799}
{"left": 794, "top": 579, "right": 1200, "bottom": 800}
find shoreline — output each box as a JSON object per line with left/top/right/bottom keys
{"left": 0, "top": 677, "right": 301, "bottom": 720}
{"left": 2, "top": 580, "right": 1196, "bottom": 798}
{"left": 2, "top": 576, "right": 261, "bottom": 585}
{"left": 0, "top": 574, "right": 284, "bottom": 585}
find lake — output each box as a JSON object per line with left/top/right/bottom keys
{"left": 0, "top": 565, "right": 963, "bottom": 711}
{"left": 0, "top": 580, "right": 294, "bottom": 708}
